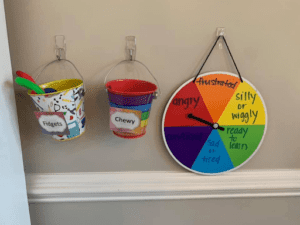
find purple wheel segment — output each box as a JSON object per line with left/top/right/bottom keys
{"left": 164, "top": 126, "right": 212, "bottom": 168}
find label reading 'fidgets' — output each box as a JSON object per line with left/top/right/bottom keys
{"left": 34, "top": 112, "right": 70, "bottom": 135}
{"left": 110, "top": 108, "right": 142, "bottom": 133}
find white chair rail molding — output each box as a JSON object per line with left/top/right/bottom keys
{"left": 26, "top": 169, "right": 300, "bottom": 203}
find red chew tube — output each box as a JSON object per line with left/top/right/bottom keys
{"left": 16, "top": 71, "right": 36, "bottom": 84}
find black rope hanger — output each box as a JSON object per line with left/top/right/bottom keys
{"left": 193, "top": 35, "right": 243, "bottom": 83}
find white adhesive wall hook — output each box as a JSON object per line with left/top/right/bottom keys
{"left": 55, "top": 35, "right": 66, "bottom": 60}
{"left": 126, "top": 36, "right": 136, "bottom": 61}
{"left": 216, "top": 27, "right": 226, "bottom": 49}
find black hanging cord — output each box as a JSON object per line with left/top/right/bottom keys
{"left": 222, "top": 36, "right": 243, "bottom": 83}
{"left": 193, "top": 35, "right": 243, "bottom": 83}
{"left": 193, "top": 36, "right": 221, "bottom": 83}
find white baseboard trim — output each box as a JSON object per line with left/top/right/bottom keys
{"left": 26, "top": 169, "right": 300, "bottom": 203}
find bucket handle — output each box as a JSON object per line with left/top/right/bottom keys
{"left": 34, "top": 59, "right": 86, "bottom": 93}
{"left": 104, "top": 60, "right": 161, "bottom": 97}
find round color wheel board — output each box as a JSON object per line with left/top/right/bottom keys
{"left": 162, "top": 72, "right": 267, "bottom": 175}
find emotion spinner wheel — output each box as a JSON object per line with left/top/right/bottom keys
{"left": 162, "top": 72, "right": 267, "bottom": 175}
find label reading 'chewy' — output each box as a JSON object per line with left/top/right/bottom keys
{"left": 111, "top": 112, "right": 140, "bottom": 130}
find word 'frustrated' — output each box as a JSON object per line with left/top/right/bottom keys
{"left": 196, "top": 77, "right": 238, "bottom": 89}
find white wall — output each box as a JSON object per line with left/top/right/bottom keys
{"left": 0, "top": 0, "right": 30, "bottom": 223}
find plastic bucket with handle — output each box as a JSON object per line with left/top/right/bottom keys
{"left": 106, "top": 79, "right": 157, "bottom": 139}
{"left": 29, "top": 78, "right": 86, "bottom": 141}
{"left": 105, "top": 60, "right": 160, "bottom": 139}
{"left": 29, "top": 57, "right": 86, "bottom": 141}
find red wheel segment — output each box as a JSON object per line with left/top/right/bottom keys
{"left": 164, "top": 81, "right": 213, "bottom": 127}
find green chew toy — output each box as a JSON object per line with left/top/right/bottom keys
{"left": 15, "top": 77, "right": 45, "bottom": 94}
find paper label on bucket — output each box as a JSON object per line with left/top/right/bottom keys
{"left": 34, "top": 112, "right": 70, "bottom": 135}
{"left": 110, "top": 107, "right": 142, "bottom": 133}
